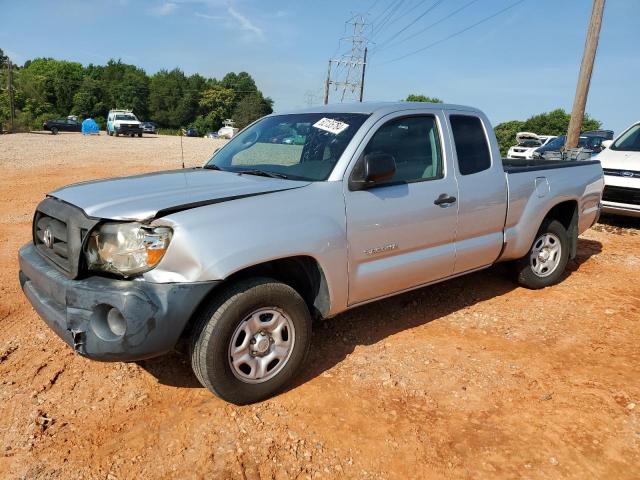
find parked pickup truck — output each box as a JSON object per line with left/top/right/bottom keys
{"left": 18, "top": 102, "right": 604, "bottom": 404}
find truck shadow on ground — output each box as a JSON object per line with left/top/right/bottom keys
{"left": 596, "top": 214, "right": 640, "bottom": 232}
{"left": 138, "top": 237, "right": 603, "bottom": 391}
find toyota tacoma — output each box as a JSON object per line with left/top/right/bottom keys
{"left": 19, "top": 102, "right": 604, "bottom": 404}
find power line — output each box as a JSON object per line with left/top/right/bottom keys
{"left": 368, "top": 0, "right": 382, "bottom": 13}
{"left": 372, "top": 0, "right": 446, "bottom": 52}
{"left": 378, "top": 0, "right": 431, "bottom": 32}
{"left": 371, "top": 0, "right": 406, "bottom": 38}
{"left": 374, "top": 0, "right": 481, "bottom": 55}
{"left": 379, "top": 0, "right": 527, "bottom": 65}
{"left": 371, "top": 0, "right": 402, "bottom": 27}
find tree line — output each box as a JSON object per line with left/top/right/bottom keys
{"left": 405, "top": 94, "right": 603, "bottom": 156}
{"left": 0, "top": 48, "right": 273, "bottom": 134}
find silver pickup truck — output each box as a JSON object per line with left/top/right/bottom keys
{"left": 19, "top": 102, "right": 604, "bottom": 404}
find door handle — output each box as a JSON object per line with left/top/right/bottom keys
{"left": 434, "top": 193, "right": 457, "bottom": 207}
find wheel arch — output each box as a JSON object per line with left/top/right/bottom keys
{"left": 180, "top": 255, "right": 330, "bottom": 341}
{"left": 541, "top": 199, "right": 579, "bottom": 258}
{"left": 501, "top": 197, "right": 579, "bottom": 262}
{"left": 221, "top": 255, "right": 331, "bottom": 319}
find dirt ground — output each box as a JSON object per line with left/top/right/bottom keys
{"left": 0, "top": 132, "right": 638, "bottom": 479}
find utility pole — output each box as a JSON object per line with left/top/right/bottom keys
{"left": 359, "top": 47, "right": 368, "bottom": 102}
{"left": 324, "top": 14, "right": 370, "bottom": 105}
{"left": 6, "top": 59, "right": 16, "bottom": 133}
{"left": 566, "top": 0, "right": 605, "bottom": 149}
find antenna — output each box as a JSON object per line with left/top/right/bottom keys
{"left": 180, "top": 129, "right": 185, "bottom": 169}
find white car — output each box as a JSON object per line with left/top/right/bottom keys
{"left": 507, "top": 132, "right": 556, "bottom": 159}
{"left": 594, "top": 121, "right": 640, "bottom": 217}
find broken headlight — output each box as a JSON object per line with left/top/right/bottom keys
{"left": 85, "top": 222, "right": 172, "bottom": 277}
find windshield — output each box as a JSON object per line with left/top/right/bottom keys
{"left": 115, "top": 114, "right": 137, "bottom": 121}
{"left": 612, "top": 123, "right": 640, "bottom": 152}
{"left": 206, "top": 113, "right": 369, "bottom": 181}
{"left": 541, "top": 135, "right": 566, "bottom": 150}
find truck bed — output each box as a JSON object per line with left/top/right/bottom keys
{"left": 502, "top": 158, "right": 601, "bottom": 173}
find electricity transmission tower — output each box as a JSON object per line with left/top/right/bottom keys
{"left": 323, "top": 14, "right": 370, "bottom": 105}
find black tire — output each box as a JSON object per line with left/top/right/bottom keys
{"left": 138, "top": 133, "right": 143, "bottom": 137}
{"left": 515, "top": 219, "right": 570, "bottom": 289}
{"left": 189, "top": 277, "right": 312, "bottom": 404}
{"left": 114, "top": 130, "right": 119, "bottom": 137}
{"left": 51, "top": 127, "right": 58, "bottom": 135}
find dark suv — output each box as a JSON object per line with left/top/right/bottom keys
{"left": 43, "top": 118, "right": 82, "bottom": 135}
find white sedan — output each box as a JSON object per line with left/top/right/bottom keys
{"left": 507, "top": 132, "right": 556, "bottom": 159}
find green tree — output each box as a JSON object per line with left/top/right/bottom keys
{"left": 148, "top": 68, "right": 192, "bottom": 127}
{"left": 97, "top": 60, "right": 149, "bottom": 118}
{"left": 521, "top": 108, "right": 601, "bottom": 136}
{"left": 18, "top": 58, "right": 84, "bottom": 118}
{"left": 0, "top": 48, "right": 8, "bottom": 68}
{"left": 405, "top": 94, "right": 443, "bottom": 103}
{"left": 494, "top": 109, "right": 602, "bottom": 156}
{"left": 232, "top": 92, "right": 273, "bottom": 129}
{"left": 72, "top": 77, "right": 103, "bottom": 117}
{"left": 0, "top": 53, "right": 272, "bottom": 132}
{"left": 192, "top": 84, "right": 236, "bottom": 133}
{"left": 221, "top": 72, "right": 258, "bottom": 103}
{"left": 494, "top": 120, "right": 525, "bottom": 156}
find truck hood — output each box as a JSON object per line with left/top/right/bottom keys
{"left": 516, "top": 132, "right": 539, "bottom": 142}
{"left": 594, "top": 148, "right": 640, "bottom": 171}
{"left": 50, "top": 169, "right": 310, "bottom": 221}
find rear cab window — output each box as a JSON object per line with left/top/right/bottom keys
{"left": 450, "top": 115, "right": 492, "bottom": 175}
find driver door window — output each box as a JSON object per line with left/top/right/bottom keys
{"left": 361, "top": 116, "right": 443, "bottom": 185}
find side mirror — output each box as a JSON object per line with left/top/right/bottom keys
{"left": 350, "top": 153, "right": 396, "bottom": 190}
{"left": 601, "top": 140, "right": 613, "bottom": 149}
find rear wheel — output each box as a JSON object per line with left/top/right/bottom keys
{"left": 51, "top": 127, "right": 58, "bottom": 135}
{"left": 515, "top": 219, "right": 569, "bottom": 289}
{"left": 189, "top": 277, "right": 312, "bottom": 404}
{"left": 138, "top": 133, "right": 143, "bottom": 137}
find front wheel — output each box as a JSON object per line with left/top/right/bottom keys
{"left": 189, "top": 278, "right": 312, "bottom": 404}
{"left": 515, "top": 219, "right": 569, "bottom": 289}
{"left": 51, "top": 127, "right": 58, "bottom": 135}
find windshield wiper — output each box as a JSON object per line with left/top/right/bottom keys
{"left": 203, "top": 164, "right": 224, "bottom": 171}
{"left": 234, "top": 169, "right": 289, "bottom": 179}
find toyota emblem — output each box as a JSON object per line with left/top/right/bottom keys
{"left": 622, "top": 171, "right": 634, "bottom": 177}
{"left": 43, "top": 227, "right": 54, "bottom": 248}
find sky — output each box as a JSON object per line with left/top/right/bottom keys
{"left": 1, "top": 0, "right": 638, "bottom": 134}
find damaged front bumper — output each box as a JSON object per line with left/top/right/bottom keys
{"left": 18, "top": 243, "right": 219, "bottom": 361}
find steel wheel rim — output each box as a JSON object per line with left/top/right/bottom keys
{"left": 529, "top": 232, "right": 562, "bottom": 278}
{"left": 228, "top": 307, "right": 295, "bottom": 384}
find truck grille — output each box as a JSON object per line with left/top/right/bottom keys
{"left": 603, "top": 168, "right": 640, "bottom": 179}
{"left": 32, "top": 198, "right": 100, "bottom": 278}
{"left": 602, "top": 186, "right": 640, "bottom": 206}
{"left": 34, "top": 213, "right": 71, "bottom": 272}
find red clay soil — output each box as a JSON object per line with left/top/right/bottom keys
{"left": 0, "top": 133, "right": 638, "bottom": 479}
